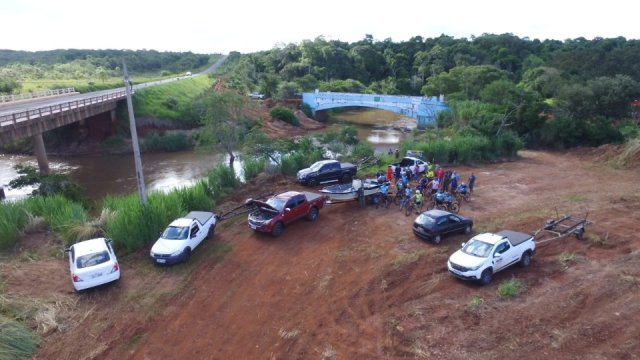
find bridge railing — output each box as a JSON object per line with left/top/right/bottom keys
{"left": 0, "top": 88, "right": 76, "bottom": 104}
{"left": 0, "top": 90, "right": 127, "bottom": 128}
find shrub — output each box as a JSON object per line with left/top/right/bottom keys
{"left": 163, "top": 96, "right": 179, "bottom": 110}
{"left": 144, "top": 132, "right": 190, "bottom": 152}
{"left": 351, "top": 142, "right": 374, "bottom": 162}
{"left": 467, "top": 296, "right": 485, "bottom": 312}
{"left": 339, "top": 125, "right": 359, "bottom": 145}
{"left": 143, "top": 132, "right": 163, "bottom": 151}
{"left": 206, "top": 164, "right": 239, "bottom": 197}
{"left": 163, "top": 132, "right": 190, "bottom": 152}
{"left": 0, "top": 203, "right": 29, "bottom": 249}
{"left": 300, "top": 103, "right": 313, "bottom": 118}
{"left": 0, "top": 316, "right": 39, "bottom": 360}
{"left": 242, "top": 158, "right": 266, "bottom": 181}
{"left": 497, "top": 278, "right": 525, "bottom": 298}
{"left": 558, "top": 251, "right": 578, "bottom": 267}
{"left": 24, "top": 195, "right": 88, "bottom": 245}
{"left": 270, "top": 106, "right": 299, "bottom": 126}
{"left": 280, "top": 153, "right": 306, "bottom": 176}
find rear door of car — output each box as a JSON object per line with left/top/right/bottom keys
{"left": 445, "top": 215, "right": 464, "bottom": 234}
{"left": 189, "top": 222, "right": 203, "bottom": 248}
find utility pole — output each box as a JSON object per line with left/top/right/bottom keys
{"left": 123, "top": 62, "right": 147, "bottom": 205}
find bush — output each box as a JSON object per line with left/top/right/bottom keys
{"left": 242, "top": 158, "right": 266, "bottom": 181}
{"left": 23, "top": 195, "right": 88, "bottom": 245}
{"left": 143, "top": 132, "right": 163, "bottom": 151}
{"left": 0, "top": 316, "right": 39, "bottom": 360}
{"left": 163, "top": 132, "right": 190, "bottom": 152}
{"left": 300, "top": 103, "right": 313, "bottom": 118}
{"left": 206, "top": 164, "right": 239, "bottom": 197}
{"left": 351, "top": 142, "right": 374, "bottom": 162}
{"left": 0, "top": 203, "right": 29, "bottom": 249}
{"left": 497, "top": 278, "right": 525, "bottom": 298}
{"left": 270, "top": 106, "right": 299, "bottom": 126}
{"left": 143, "top": 132, "right": 191, "bottom": 152}
{"left": 280, "top": 153, "right": 306, "bottom": 176}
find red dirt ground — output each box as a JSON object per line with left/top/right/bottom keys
{"left": 3, "top": 149, "right": 639, "bottom": 360}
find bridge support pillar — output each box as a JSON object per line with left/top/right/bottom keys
{"left": 32, "top": 134, "right": 50, "bottom": 175}
{"left": 110, "top": 109, "right": 117, "bottom": 123}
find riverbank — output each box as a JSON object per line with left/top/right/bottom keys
{"left": 3, "top": 149, "right": 639, "bottom": 359}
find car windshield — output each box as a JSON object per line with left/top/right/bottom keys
{"left": 416, "top": 213, "right": 435, "bottom": 226}
{"left": 162, "top": 226, "right": 189, "bottom": 240}
{"left": 76, "top": 250, "right": 110, "bottom": 269}
{"left": 462, "top": 239, "right": 493, "bottom": 258}
{"left": 266, "top": 198, "right": 286, "bottom": 211}
{"left": 310, "top": 162, "right": 325, "bottom": 171}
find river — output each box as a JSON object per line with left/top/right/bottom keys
{"left": 0, "top": 109, "right": 411, "bottom": 202}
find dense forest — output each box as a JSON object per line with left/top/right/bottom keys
{"left": 218, "top": 33, "right": 640, "bottom": 149}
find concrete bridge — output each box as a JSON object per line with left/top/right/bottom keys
{"left": 0, "top": 55, "right": 228, "bottom": 174}
{"left": 302, "top": 92, "right": 449, "bottom": 129}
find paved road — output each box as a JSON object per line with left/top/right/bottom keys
{"left": 0, "top": 55, "right": 228, "bottom": 117}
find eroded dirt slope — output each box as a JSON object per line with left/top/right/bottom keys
{"left": 5, "top": 150, "right": 638, "bottom": 359}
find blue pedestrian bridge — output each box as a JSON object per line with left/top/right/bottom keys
{"left": 302, "top": 92, "right": 449, "bottom": 129}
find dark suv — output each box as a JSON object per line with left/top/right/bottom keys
{"left": 413, "top": 209, "right": 473, "bottom": 244}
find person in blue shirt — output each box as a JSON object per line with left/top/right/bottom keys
{"left": 450, "top": 174, "right": 458, "bottom": 194}
{"left": 468, "top": 173, "right": 476, "bottom": 193}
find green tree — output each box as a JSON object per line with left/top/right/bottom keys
{"left": 96, "top": 66, "right": 108, "bottom": 83}
{"left": 198, "top": 91, "right": 256, "bottom": 168}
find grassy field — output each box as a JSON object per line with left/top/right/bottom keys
{"left": 20, "top": 74, "right": 181, "bottom": 93}
{"left": 132, "top": 75, "right": 213, "bottom": 122}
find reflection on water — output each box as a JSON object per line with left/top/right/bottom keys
{"left": 0, "top": 151, "right": 237, "bottom": 202}
{"left": 1, "top": 109, "right": 409, "bottom": 202}
{"left": 322, "top": 108, "right": 412, "bottom": 153}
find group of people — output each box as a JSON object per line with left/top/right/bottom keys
{"left": 376, "top": 163, "right": 476, "bottom": 212}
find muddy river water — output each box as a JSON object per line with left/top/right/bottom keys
{"left": 0, "top": 109, "right": 412, "bottom": 201}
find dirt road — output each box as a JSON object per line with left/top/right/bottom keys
{"left": 8, "top": 149, "right": 639, "bottom": 359}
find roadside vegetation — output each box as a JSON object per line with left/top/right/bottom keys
{"left": 133, "top": 75, "right": 213, "bottom": 124}
{"left": 0, "top": 49, "right": 218, "bottom": 94}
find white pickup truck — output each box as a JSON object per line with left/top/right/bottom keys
{"left": 150, "top": 211, "right": 217, "bottom": 265}
{"left": 447, "top": 230, "right": 535, "bottom": 285}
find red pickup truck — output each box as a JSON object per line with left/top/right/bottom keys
{"left": 247, "top": 191, "right": 327, "bottom": 237}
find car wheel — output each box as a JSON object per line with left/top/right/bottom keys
{"left": 464, "top": 225, "right": 472, "bottom": 234}
{"left": 308, "top": 179, "right": 318, "bottom": 187}
{"left": 450, "top": 202, "right": 460, "bottom": 214}
{"left": 433, "top": 234, "right": 442, "bottom": 244}
{"left": 183, "top": 248, "right": 191, "bottom": 263}
{"left": 480, "top": 269, "right": 493, "bottom": 285}
{"left": 272, "top": 222, "right": 284, "bottom": 237}
{"left": 208, "top": 225, "right": 216, "bottom": 238}
{"left": 519, "top": 251, "right": 532, "bottom": 267}
{"left": 341, "top": 174, "right": 352, "bottom": 184}
{"left": 307, "top": 207, "right": 319, "bottom": 221}
{"left": 575, "top": 228, "right": 585, "bottom": 240}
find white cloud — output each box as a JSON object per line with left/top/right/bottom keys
{"left": 0, "top": 0, "right": 638, "bottom": 54}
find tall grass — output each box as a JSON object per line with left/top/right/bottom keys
{"left": 0, "top": 316, "right": 38, "bottom": 360}
{"left": 242, "top": 158, "right": 266, "bottom": 181}
{"left": 103, "top": 182, "right": 214, "bottom": 252}
{"left": 23, "top": 195, "right": 87, "bottom": 245}
{"left": 400, "top": 131, "right": 520, "bottom": 164}
{"left": 206, "top": 164, "right": 239, "bottom": 197}
{"left": 0, "top": 203, "right": 29, "bottom": 250}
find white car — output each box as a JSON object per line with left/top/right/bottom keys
{"left": 66, "top": 238, "right": 120, "bottom": 291}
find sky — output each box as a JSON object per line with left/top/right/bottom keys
{"left": 1, "top": 0, "right": 639, "bottom": 54}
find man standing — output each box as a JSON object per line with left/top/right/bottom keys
{"left": 469, "top": 173, "right": 476, "bottom": 193}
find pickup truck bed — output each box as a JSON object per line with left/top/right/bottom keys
{"left": 185, "top": 211, "right": 216, "bottom": 225}
{"left": 303, "top": 192, "right": 325, "bottom": 203}
{"left": 496, "top": 230, "right": 532, "bottom": 246}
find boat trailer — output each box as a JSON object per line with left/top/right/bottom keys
{"left": 534, "top": 211, "right": 592, "bottom": 244}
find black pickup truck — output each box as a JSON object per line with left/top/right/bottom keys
{"left": 296, "top": 160, "right": 357, "bottom": 186}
